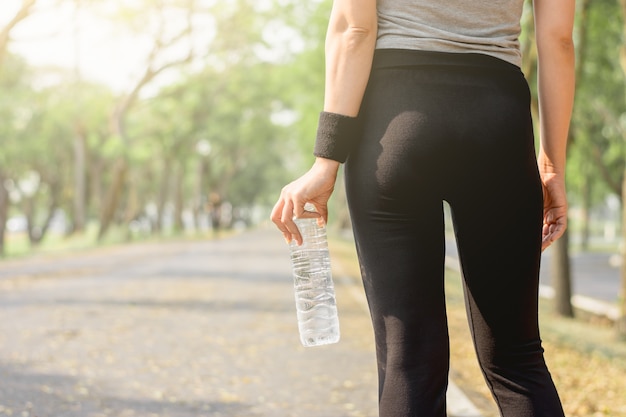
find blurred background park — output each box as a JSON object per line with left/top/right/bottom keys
{"left": 0, "top": 0, "right": 625, "bottom": 416}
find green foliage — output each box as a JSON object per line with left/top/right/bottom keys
{"left": 0, "top": 0, "right": 334, "bottom": 235}
{"left": 276, "top": 0, "right": 330, "bottom": 168}
{"left": 12, "top": 0, "right": 620, "bottom": 245}
{"left": 568, "top": 0, "right": 626, "bottom": 204}
{"left": 118, "top": 0, "right": 332, "bottom": 213}
{"left": 0, "top": 55, "right": 33, "bottom": 174}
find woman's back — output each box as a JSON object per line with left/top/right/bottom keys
{"left": 376, "top": 0, "right": 526, "bottom": 67}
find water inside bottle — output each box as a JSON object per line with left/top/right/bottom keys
{"left": 290, "top": 217, "right": 340, "bottom": 347}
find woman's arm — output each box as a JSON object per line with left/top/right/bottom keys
{"left": 271, "top": 0, "right": 378, "bottom": 244}
{"left": 324, "top": 0, "right": 378, "bottom": 116}
{"left": 533, "top": 0, "right": 576, "bottom": 249}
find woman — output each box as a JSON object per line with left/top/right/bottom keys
{"left": 271, "top": 0, "right": 574, "bottom": 415}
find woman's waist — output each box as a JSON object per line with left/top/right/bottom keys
{"left": 372, "top": 48, "right": 522, "bottom": 74}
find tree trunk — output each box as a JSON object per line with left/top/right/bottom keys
{"left": 193, "top": 157, "right": 209, "bottom": 231}
{"left": 90, "top": 153, "right": 105, "bottom": 216}
{"left": 618, "top": 167, "right": 626, "bottom": 339}
{"left": 73, "top": 130, "right": 87, "bottom": 232}
{"left": 173, "top": 162, "right": 186, "bottom": 233}
{"left": 580, "top": 172, "right": 592, "bottom": 251}
{"left": 551, "top": 228, "right": 574, "bottom": 317}
{"left": 97, "top": 158, "right": 128, "bottom": 241}
{"left": 24, "top": 195, "right": 37, "bottom": 243}
{"left": 28, "top": 183, "right": 61, "bottom": 246}
{"left": 156, "top": 158, "right": 173, "bottom": 233}
{"left": 617, "top": 0, "right": 626, "bottom": 339}
{"left": 0, "top": 0, "right": 37, "bottom": 66}
{"left": 0, "top": 171, "right": 9, "bottom": 257}
{"left": 123, "top": 176, "right": 141, "bottom": 241}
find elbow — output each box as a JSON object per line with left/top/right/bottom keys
{"left": 344, "top": 24, "right": 376, "bottom": 40}
{"left": 537, "top": 34, "right": 575, "bottom": 67}
{"left": 556, "top": 35, "right": 575, "bottom": 55}
{"left": 538, "top": 31, "right": 575, "bottom": 57}
{"left": 343, "top": 25, "right": 376, "bottom": 50}
{"left": 327, "top": 17, "right": 377, "bottom": 52}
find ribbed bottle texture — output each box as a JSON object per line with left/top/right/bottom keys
{"left": 289, "top": 216, "right": 340, "bottom": 347}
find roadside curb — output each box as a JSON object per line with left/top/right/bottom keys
{"left": 446, "top": 256, "right": 619, "bottom": 322}
{"left": 538, "top": 286, "right": 619, "bottom": 321}
{"left": 447, "top": 380, "right": 485, "bottom": 417}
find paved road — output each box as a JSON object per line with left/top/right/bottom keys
{"left": 539, "top": 250, "right": 621, "bottom": 304}
{"left": 0, "top": 228, "right": 484, "bottom": 417}
{"left": 443, "top": 239, "right": 620, "bottom": 305}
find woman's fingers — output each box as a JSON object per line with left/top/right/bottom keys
{"left": 541, "top": 210, "right": 567, "bottom": 251}
{"left": 282, "top": 199, "right": 304, "bottom": 245}
{"left": 540, "top": 174, "right": 568, "bottom": 251}
{"left": 270, "top": 198, "right": 293, "bottom": 243}
{"left": 270, "top": 159, "right": 339, "bottom": 245}
{"left": 270, "top": 191, "right": 307, "bottom": 245}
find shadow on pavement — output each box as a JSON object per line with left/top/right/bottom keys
{"left": 0, "top": 362, "right": 257, "bottom": 417}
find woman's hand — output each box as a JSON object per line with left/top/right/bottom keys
{"left": 540, "top": 172, "right": 568, "bottom": 251}
{"left": 270, "top": 158, "right": 340, "bottom": 245}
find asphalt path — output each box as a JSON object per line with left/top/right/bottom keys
{"left": 539, "top": 250, "right": 621, "bottom": 304}
{"left": 0, "top": 228, "right": 483, "bottom": 417}
{"left": 443, "top": 239, "right": 621, "bottom": 305}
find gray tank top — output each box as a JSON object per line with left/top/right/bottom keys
{"left": 376, "top": 0, "right": 525, "bottom": 67}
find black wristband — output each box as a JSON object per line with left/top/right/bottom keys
{"left": 313, "top": 111, "right": 360, "bottom": 163}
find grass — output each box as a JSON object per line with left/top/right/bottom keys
{"left": 2, "top": 222, "right": 232, "bottom": 260}
{"left": 328, "top": 234, "right": 626, "bottom": 417}
{"left": 4, "top": 224, "right": 125, "bottom": 257}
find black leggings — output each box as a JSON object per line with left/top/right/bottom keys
{"left": 345, "top": 50, "right": 564, "bottom": 417}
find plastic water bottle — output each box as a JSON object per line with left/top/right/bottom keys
{"left": 289, "top": 208, "right": 340, "bottom": 347}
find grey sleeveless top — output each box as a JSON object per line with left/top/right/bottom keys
{"left": 376, "top": 0, "right": 525, "bottom": 67}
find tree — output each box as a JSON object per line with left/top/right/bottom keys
{"left": 0, "top": 55, "right": 38, "bottom": 252}
{"left": 95, "top": 0, "right": 196, "bottom": 240}
{"left": 0, "top": 171, "right": 8, "bottom": 256}
{"left": 0, "top": 0, "right": 36, "bottom": 67}
{"left": 570, "top": 0, "right": 626, "bottom": 337}
{"left": 617, "top": 0, "right": 626, "bottom": 338}
{"left": 0, "top": 0, "right": 38, "bottom": 256}
{"left": 96, "top": 0, "right": 324, "bottom": 236}
{"left": 129, "top": 57, "right": 289, "bottom": 233}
